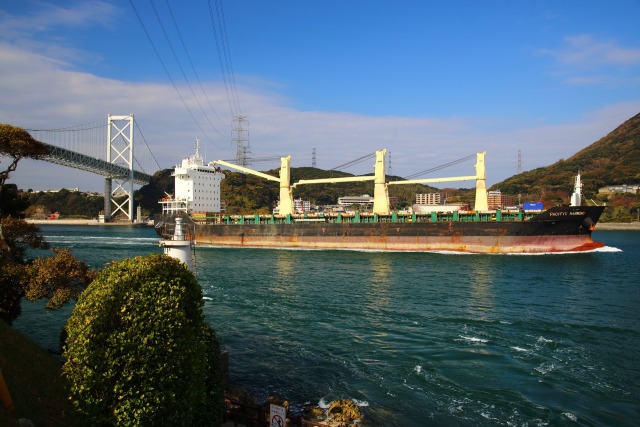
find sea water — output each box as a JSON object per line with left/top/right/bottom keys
{"left": 14, "top": 226, "right": 640, "bottom": 426}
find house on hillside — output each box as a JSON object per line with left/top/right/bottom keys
{"left": 598, "top": 184, "right": 640, "bottom": 194}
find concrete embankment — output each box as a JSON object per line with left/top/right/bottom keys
{"left": 595, "top": 222, "right": 640, "bottom": 230}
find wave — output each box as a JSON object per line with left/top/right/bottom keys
{"left": 458, "top": 335, "right": 489, "bottom": 343}
{"left": 594, "top": 246, "right": 622, "bottom": 252}
{"left": 45, "top": 235, "right": 158, "bottom": 246}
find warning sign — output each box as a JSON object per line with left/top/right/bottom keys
{"left": 270, "top": 403, "right": 286, "bottom": 427}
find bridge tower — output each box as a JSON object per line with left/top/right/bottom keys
{"left": 105, "top": 114, "right": 135, "bottom": 221}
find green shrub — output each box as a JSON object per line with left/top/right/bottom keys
{"left": 63, "top": 254, "right": 223, "bottom": 426}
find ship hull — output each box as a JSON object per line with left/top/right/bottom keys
{"left": 183, "top": 206, "right": 606, "bottom": 254}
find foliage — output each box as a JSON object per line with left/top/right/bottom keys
{"left": 0, "top": 124, "right": 49, "bottom": 190}
{"left": 134, "top": 168, "right": 175, "bottom": 216}
{"left": 0, "top": 217, "right": 93, "bottom": 324}
{"left": 23, "top": 248, "right": 96, "bottom": 309}
{"left": 0, "top": 260, "right": 25, "bottom": 324}
{"left": 25, "top": 189, "right": 104, "bottom": 219}
{"left": 63, "top": 254, "right": 223, "bottom": 427}
{"left": 0, "top": 216, "right": 49, "bottom": 262}
{"left": 0, "top": 184, "right": 29, "bottom": 217}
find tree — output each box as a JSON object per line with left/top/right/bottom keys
{"left": 0, "top": 217, "right": 94, "bottom": 325}
{"left": 0, "top": 184, "right": 29, "bottom": 217}
{"left": 0, "top": 124, "right": 49, "bottom": 192}
{"left": 23, "top": 248, "right": 95, "bottom": 309}
{"left": 63, "top": 254, "right": 224, "bottom": 426}
{"left": 0, "top": 216, "right": 48, "bottom": 262}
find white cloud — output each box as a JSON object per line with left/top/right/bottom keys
{"left": 2, "top": 29, "right": 639, "bottom": 193}
{"left": 0, "top": 1, "right": 117, "bottom": 38}
{"left": 540, "top": 34, "right": 640, "bottom": 67}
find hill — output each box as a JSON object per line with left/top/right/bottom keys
{"left": 491, "top": 113, "right": 640, "bottom": 202}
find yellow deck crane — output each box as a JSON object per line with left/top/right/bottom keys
{"left": 388, "top": 151, "right": 489, "bottom": 211}
{"left": 209, "top": 156, "right": 295, "bottom": 216}
{"left": 292, "top": 149, "right": 391, "bottom": 215}
{"left": 210, "top": 150, "right": 488, "bottom": 216}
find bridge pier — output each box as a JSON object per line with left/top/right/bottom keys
{"left": 103, "top": 178, "right": 112, "bottom": 220}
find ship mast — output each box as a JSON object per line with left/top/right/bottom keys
{"left": 570, "top": 173, "right": 583, "bottom": 207}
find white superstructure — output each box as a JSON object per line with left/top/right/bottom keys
{"left": 160, "top": 139, "right": 225, "bottom": 215}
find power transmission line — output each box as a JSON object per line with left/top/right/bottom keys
{"left": 162, "top": 0, "right": 228, "bottom": 135}
{"left": 330, "top": 152, "right": 377, "bottom": 171}
{"left": 129, "top": 0, "right": 218, "bottom": 147}
{"left": 207, "top": 0, "right": 242, "bottom": 118}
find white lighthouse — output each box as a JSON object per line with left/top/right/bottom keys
{"left": 159, "top": 216, "right": 194, "bottom": 273}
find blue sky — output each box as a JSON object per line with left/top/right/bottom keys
{"left": 1, "top": 0, "right": 639, "bottom": 192}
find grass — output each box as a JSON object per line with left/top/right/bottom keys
{"left": 0, "top": 320, "right": 89, "bottom": 427}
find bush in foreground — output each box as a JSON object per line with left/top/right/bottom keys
{"left": 63, "top": 254, "right": 223, "bottom": 426}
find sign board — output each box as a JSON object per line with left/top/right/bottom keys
{"left": 270, "top": 404, "right": 286, "bottom": 427}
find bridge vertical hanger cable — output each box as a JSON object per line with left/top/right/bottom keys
{"left": 134, "top": 120, "right": 162, "bottom": 174}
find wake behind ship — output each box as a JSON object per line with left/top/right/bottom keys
{"left": 155, "top": 142, "right": 605, "bottom": 253}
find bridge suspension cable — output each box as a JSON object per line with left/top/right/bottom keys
{"left": 26, "top": 116, "right": 160, "bottom": 181}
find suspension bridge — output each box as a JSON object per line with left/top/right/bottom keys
{"left": 27, "top": 114, "right": 161, "bottom": 222}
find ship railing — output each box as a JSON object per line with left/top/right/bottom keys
{"left": 187, "top": 209, "right": 536, "bottom": 226}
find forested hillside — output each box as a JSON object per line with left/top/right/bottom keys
{"left": 490, "top": 112, "right": 640, "bottom": 221}
{"left": 492, "top": 113, "right": 640, "bottom": 200}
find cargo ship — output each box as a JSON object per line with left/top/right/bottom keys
{"left": 155, "top": 142, "right": 605, "bottom": 253}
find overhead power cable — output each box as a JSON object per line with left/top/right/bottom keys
{"left": 330, "top": 152, "right": 377, "bottom": 171}
{"left": 162, "top": 0, "right": 228, "bottom": 136}
{"left": 214, "top": 0, "right": 242, "bottom": 116}
{"left": 403, "top": 154, "right": 476, "bottom": 180}
{"left": 207, "top": 0, "right": 242, "bottom": 118}
{"left": 129, "top": 0, "right": 217, "bottom": 147}
{"left": 147, "top": 0, "right": 222, "bottom": 145}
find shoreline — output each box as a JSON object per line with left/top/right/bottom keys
{"left": 595, "top": 222, "right": 640, "bottom": 230}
